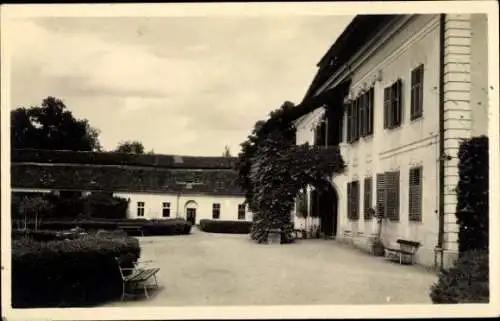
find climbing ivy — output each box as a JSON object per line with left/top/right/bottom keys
{"left": 236, "top": 81, "right": 350, "bottom": 243}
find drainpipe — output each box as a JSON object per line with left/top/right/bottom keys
{"left": 435, "top": 13, "right": 446, "bottom": 270}
{"left": 176, "top": 192, "right": 180, "bottom": 218}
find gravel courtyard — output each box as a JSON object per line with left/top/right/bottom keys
{"left": 106, "top": 228, "right": 438, "bottom": 306}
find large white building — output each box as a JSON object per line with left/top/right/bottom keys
{"left": 11, "top": 149, "right": 252, "bottom": 225}
{"left": 293, "top": 14, "right": 489, "bottom": 269}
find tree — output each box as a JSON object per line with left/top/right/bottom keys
{"left": 236, "top": 100, "right": 346, "bottom": 244}
{"left": 222, "top": 145, "right": 232, "bottom": 157}
{"left": 115, "top": 141, "right": 145, "bottom": 154}
{"left": 19, "top": 196, "right": 52, "bottom": 230}
{"left": 11, "top": 96, "right": 102, "bottom": 151}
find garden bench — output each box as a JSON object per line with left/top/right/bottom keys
{"left": 293, "top": 229, "right": 304, "bottom": 238}
{"left": 115, "top": 257, "right": 160, "bottom": 300}
{"left": 118, "top": 225, "right": 144, "bottom": 237}
{"left": 384, "top": 239, "right": 421, "bottom": 265}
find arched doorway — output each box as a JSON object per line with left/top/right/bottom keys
{"left": 184, "top": 200, "right": 198, "bottom": 225}
{"left": 311, "top": 184, "right": 338, "bottom": 238}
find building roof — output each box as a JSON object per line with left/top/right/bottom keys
{"left": 11, "top": 149, "right": 245, "bottom": 196}
{"left": 302, "top": 14, "right": 397, "bottom": 102}
{"left": 11, "top": 149, "right": 237, "bottom": 169}
{"left": 11, "top": 163, "right": 244, "bottom": 196}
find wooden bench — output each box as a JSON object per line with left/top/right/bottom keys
{"left": 293, "top": 229, "right": 305, "bottom": 238}
{"left": 384, "top": 239, "right": 421, "bottom": 265}
{"left": 115, "top": 258, "right": 160, "bottom": 300}
{"left": 118, "top": 225, "right": 144, "bottom": 237}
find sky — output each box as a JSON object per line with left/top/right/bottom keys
{"left": 8, "top": 15, "right": 353, "bottom": 156}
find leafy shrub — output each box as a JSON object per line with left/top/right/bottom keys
{"left": 430, "top": 250, "right": 489, "bottom": 304}
{"left": 25, "top": 218, "right": 192, "bottom": 236}
{"left": 12, "top": 235, "right": 140, "bottom": 308}
{"left": 141, "top": 219, "right": 192, "bottom": 236}
{"left": 199, "top": 219, "right": 252, "bottom": 234}
{"left": 12, "top": 229, "right": 60, "bottom": 242}
{"left": 82, "top": 193, "right": 129, "bottom": 219}
{"left": 456, "top": 136, "right": 489, "bottom": 253}
{"left": 34, "top": 219, "right": 119, "bottom": 231}
{"left": 95, "top": 229, "right": 128, "bottom": 238}
{"left": 11, "top": 192, "right": 130, "bottom": 221}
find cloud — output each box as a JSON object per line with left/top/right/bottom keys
{"left": 8, "top": 15, "right": 353, "bottom": 156}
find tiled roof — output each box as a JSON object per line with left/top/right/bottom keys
{"left": 10, "top": 149, "right": 244, "bottom": 196}
{"left": 11, "top": 149, "right": 237, "bottom": 169}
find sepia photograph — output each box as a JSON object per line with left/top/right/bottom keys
{"left": 1, "top": 2, "right": 498, "bottom": 320}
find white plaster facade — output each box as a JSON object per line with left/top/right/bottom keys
{"left": 11, "top": 188, "right": 251, "bottom": 225}
{"left": 294, "top": 14, "right": 489, "bottom": 269}
{"left": 114, "top": 192, "right": 252, "bottom": 224}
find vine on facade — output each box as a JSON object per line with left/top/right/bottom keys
{"left": 236, "top": 81, "right": 350, "bottom": 243}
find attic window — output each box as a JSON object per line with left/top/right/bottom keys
{"left": 174, "top": 156, "right": 184, "bottom": 164}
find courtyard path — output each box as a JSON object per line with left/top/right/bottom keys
{"left": 105, "top": 228, "right": 437, "bottom": 306}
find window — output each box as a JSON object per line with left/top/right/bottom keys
{"left": 347, "top": 87, "right": 374, "bottom": 143}
{"left": 162, "top": 202, "right": 171, "bottom": 218}
{"left": 376, "top": 171, "right": 401, "bottom": 221}
{"left": 238, "top": 204, "right": 246, "bottom": 220}
{"left": 364, "top": 177, "right": 373, "bottom": 220}
{"left": 358, "top": 88, "right": 374, "bottom": 138}
{"left": 409, "top": 167, "right": 423, "bottom": 222}
{"left": 212, "top": 203, "right": 221, "bottom": 219}
{"left": 347, "top": 99, "right": 359, "bottom": 143}
{"left": 347, "top": 180, "right": 360, "bottom": 220}
{"left": 359, "top": 94, "right": 366, "bottom": 138}
{"left": 137, "top": 201, "right": 145, "bottom": 217}
{"left": 346, "top": 103, "right": 353, "bottom": 143}
{"left": 366, "top": 87, "right": 374, "bottom": 136}
{"left": 352, "top": 98, "right": 359, "bottom": 142}
{"left": 411, "top": 64, "right": 424, "bottom": 120}
{"left": 384, "top": 79, "right": 403, "bottom": 129}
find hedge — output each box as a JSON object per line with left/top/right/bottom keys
{"left": 11, "top": 192, "right": 130, "bottom": 221}
{"left": 17, "top": 218, "right": 192, "bottom": 236}
{"left": 12, "top": 235, "right": 140, "bottom": 307}
{"left": 199, "top": 219, "right": 252, "bottom": 234}
{"left": 12, "top": 229, "right": 61, "bottom": 242}
{"left": 456, "top": 136, "right": 489, "bottom": 254}
{"left": 143, "top": 219, "right": 192, "bottom": 235}
{"left": 430, "top": 250, "right": 489, "bottom": 303}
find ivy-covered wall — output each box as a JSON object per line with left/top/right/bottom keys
{"left": 456, "top": 135, "right": 489, "bottom": 254}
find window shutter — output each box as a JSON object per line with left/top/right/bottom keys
{"left": 385, "top": 171, "right": 400, "bottom": 221}
{"left": 352, "top": 99, "right": 359, "bottom": 141}
{"left": 347, "top": 182, "right": 352, "bottom": 220}
{"left": 418, "top": 66, "right": 424, "bottom": 117}
{"left": 383, "top": 87, "right": 391, "bottom": 129}
{"left": 393, "top": 79, "right": 403, "bottom": 126}
{"left": 409, "top": 167, "right": 423, "bottom": 221}
{"left": 341, "top": 106, "right": 347, "bottom": 143}
{"left": 353, "top": 181, "right": 359, "bottom": 220}
{"left": 347, "top": 103, "right": 352, "bottom": 143}
{"left": 368, "top": 88, "right": 374, "bottom": 135}
{"left": 411, "top": 68, "right": 417, "bottom": 118}
{"left": 410, "top": 64, "right": 424, "bottom": 120}
{"left": 364, "top": 177, "right": 373, "bottom": 220}
{"left": 359, "top": 95, "right": 365, "bottom": 137}
{"left": 376, "top": 173, "right": 386, "bottom": 217}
